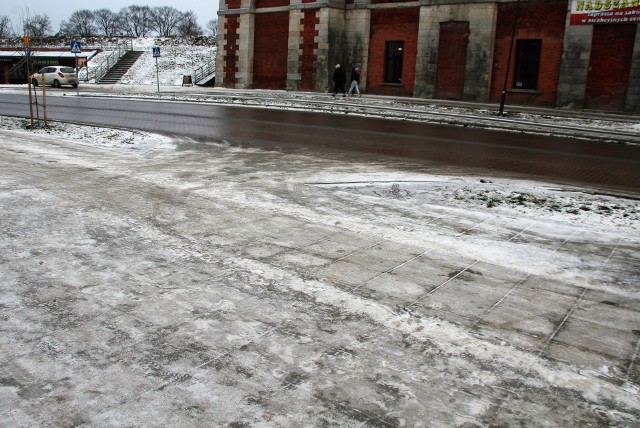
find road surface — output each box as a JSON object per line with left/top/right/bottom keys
{"left": 0, "top": 92, "right": 639, "bottom": 194}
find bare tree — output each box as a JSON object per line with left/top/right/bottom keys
{"left": 62, "top": 10, "right": 96, "bottom": 37}
{"left": 150, "top": 6, "right": 182, "bottom": 36}
{"left": 0, "top": 16, "right": 13, "bottom": 38}
{"left": 177, "top": 11, "right": 202, "bottom": 37}
{"left": 24, "top": 14, "right": 52, "bottom": 39}
{"left": 206, "top": 19, "right": 218, "bottom": 37}
{"left": 119, "top": 5, "right": 152, "bottom": 37}
{"left": 94, "top": 9, "right": 120, "bottom": 37}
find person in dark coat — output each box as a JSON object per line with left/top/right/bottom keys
{"left": 332, "top": 64, "right": 346, "bottom": 97}
{"left": 348, "top": 66, "right": 361, "bottom": 96}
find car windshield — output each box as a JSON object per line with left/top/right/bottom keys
{"left": 60, "top": 67, "right": 75, "bottom": 73}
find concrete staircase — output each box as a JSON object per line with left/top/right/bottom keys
{"left": 193, "top": 57, "right": 216, "bottom": 86}
{"left": 98, "top": 50, "right": 144, "bottom": 84}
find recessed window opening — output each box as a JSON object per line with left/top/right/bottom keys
{"left": 385, "top": 40, "right": 404, "bottom": 83}
{"left": 514, "top": 39, "right": 541, "bottom": 90}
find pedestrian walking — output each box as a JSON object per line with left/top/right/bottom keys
{"left": 332, "top": 64, "right": 346, "bottom": 97}
{"left": 348, "top": 66, "right": 361, "bottom": 96}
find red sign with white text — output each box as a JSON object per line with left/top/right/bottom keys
{"left": 570, "top": 0, "right": 640, "bottom": 25}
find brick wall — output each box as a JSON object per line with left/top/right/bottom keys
{"left": 255, "top": 0, "right": 289, "bottom": 8}
{"left": 299, "top": 9, "right": 320, "bottom": 91}
{"left": 434, "top": 21, "right": 469, "bottom": 100}
{"left": 491, "top": 0, "right": 567, "bottom": 106}
{"left": 416, "top": 3, "right": 496, "bottom": 101}
{"left": 368, "top": 8, "right": 419, "bottom": 96}
{"left": 223, "top": 16, "right": 240, "bottom": 87}
{"left": 370, "top": 0, "right": 414, "bottom": 4}
{"left": 254, "top": 12, "right": 290, "bottom": 89}
{"left": 586, "top": 24, "right": 637, "bottom": 110}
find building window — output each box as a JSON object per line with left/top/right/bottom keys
{"left": 385, "top": 41, "right": 404, "bottom": 83}
{"left": 514, "top": 39, "right": 541, "bottom": 90}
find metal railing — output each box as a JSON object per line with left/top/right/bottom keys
{"left": 193, "top": 57, "right": 216, "bottom": 84}
{"left": 78, "top": 39, "right": 133, "bottom": 83}
{"left": 8, "top": 57, "right": 30, "bottom": 80}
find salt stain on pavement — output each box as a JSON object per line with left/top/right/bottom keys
{"left": 0, "top": 118, "right": 639, "bottom": 426}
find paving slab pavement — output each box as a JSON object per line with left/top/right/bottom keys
{"left": 0, "top": 128, "right": 639, "bottom": 426}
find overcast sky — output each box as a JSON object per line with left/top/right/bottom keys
{"left": 6, "top": 0, "right": 220, "bottom": 34}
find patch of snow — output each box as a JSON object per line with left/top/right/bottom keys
{"left": 0, "top": 115, "right": 174, "bottom": 153}
{"left": 121, "top": 38, "right": 216, "bottom": 86}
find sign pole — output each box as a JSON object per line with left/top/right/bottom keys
{"left": 42, "top": 75, "right": 48, "bottom": 127}
{"left": 70, "top": 40, "right": 82, "bottom": 96}
{"left": 75, "top": 53, "right": 79, "bottom": 96}
{"left": 498, "top": 0, "right": 520, "bottom": 116}
{"left": 152, "top": 46, "right": 161, "bottom": 93}
{"left": 24, "top": 36, "right": 35, "bottom": 128}
{"left": 28, "top": 76, "right": 34, "bottom": 128}
{"left": 34, "top": 81, "right": 40, "bottom": 127}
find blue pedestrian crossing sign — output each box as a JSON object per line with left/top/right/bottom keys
{"left": 152, "top": 47, "right": 161, "bottom": 58}
{"left": 70, "top": 40, "right": 81, "bottom": 54}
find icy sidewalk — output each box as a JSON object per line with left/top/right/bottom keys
{"left": 0, "top": 123, "right": 639, "bottom": 426}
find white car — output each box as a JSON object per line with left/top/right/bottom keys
{"left": 31, "top": 66, "right": 78, "bottom": 88}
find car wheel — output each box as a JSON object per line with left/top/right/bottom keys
{"left": 53, "top": 80, "right": 61, "bottom": 88}
{"left": 31, "top": 78, "right": 39, "bottom": 87}
{"left": 72, "top": 84, "right": 78, "bottom": 88}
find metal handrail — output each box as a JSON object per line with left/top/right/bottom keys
{"left": 193, "top": 57, "right": 216, "bottom": 84}
{"left": 8, "top": 56, "right": 29, "bottom": 77}
{"left": 78, "top": 39, "right": 133, "bottom": 83}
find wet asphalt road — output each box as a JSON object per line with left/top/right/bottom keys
{"left": 0, "top": 92, "right": 639, "bottom": 194}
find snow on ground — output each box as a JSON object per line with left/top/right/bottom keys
{"left": 0, "top": 113, "right": 636, "bottom": 233}
{"left": 79, "top": 37, "right": 216, "bottom": 86}
{"left": 0, "top": 115, "right": 173, "bottom": 153}
{"left": 120, "top": 38, "right": 216, "bottom": 86}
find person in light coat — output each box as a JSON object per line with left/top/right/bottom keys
{"left": 348, "top": 66, "right": 361, "bottom": 96}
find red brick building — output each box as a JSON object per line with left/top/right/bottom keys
{"left": 215, "top": 0, "right": 640, "bottom": 111}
